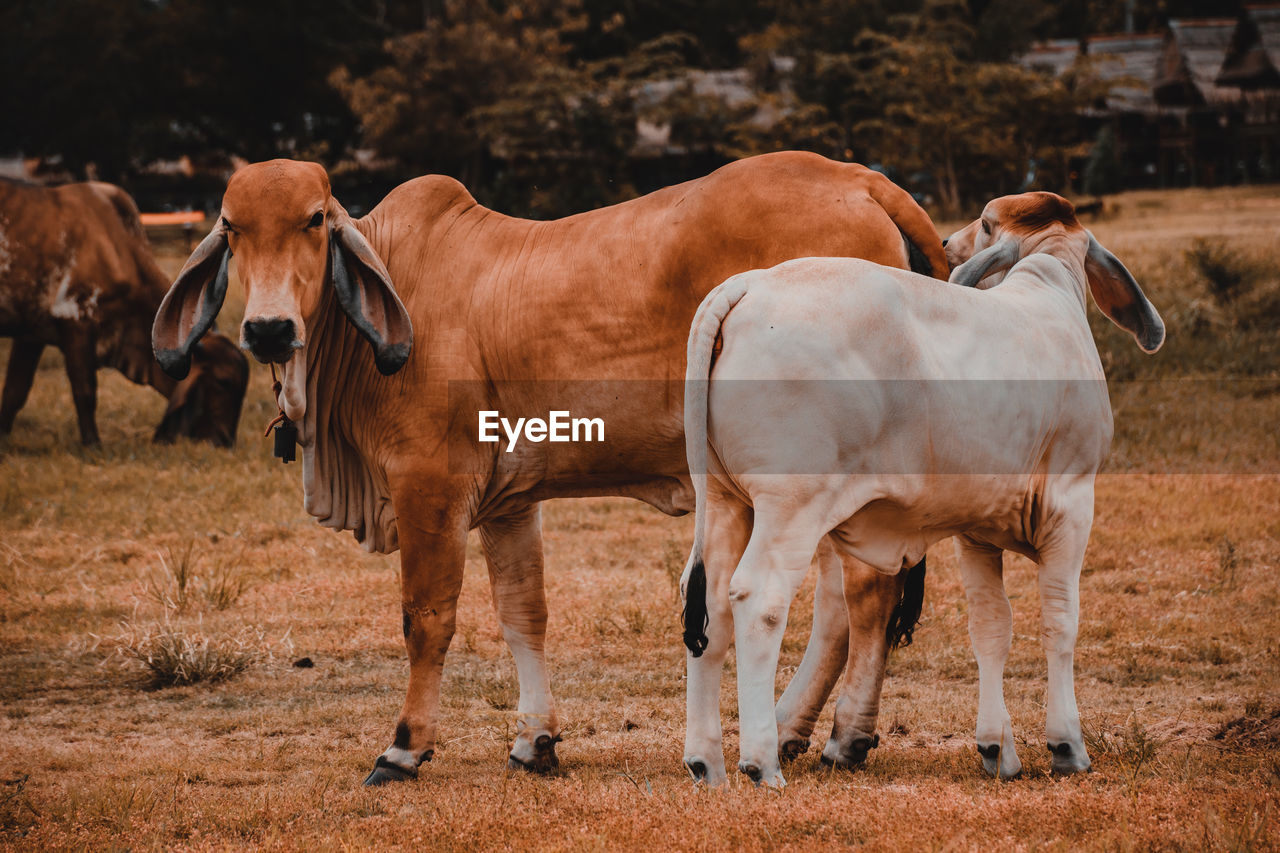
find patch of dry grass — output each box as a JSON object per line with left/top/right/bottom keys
{"left": 0, "top": 186, "right": 1278, "bottom": 850}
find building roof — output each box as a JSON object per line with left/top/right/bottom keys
{"left": 1155, "top": 18, "right": 1240, "bottom": 105}
{"left": 1083, "top": 33, "right": 1164, "bottom": 113}
{"left": 1217, "top": 4, "right": 1280, "bottom": 88}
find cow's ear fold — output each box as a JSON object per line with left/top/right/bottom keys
{"left": 329, "top": 215, "right": 413, "bottom": 375}
{"left": 153, "top": 222, "right": 230, "bottom": 380}
{"left": 1085, "top": 232, "right": 1165, "bottom": 353}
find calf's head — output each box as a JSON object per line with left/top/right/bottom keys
{"left": 153, "top": 331, "right": 249, "bottom": 447}
{"left": 152, "top": 160, "right": 413, "bottom": 388}
{"left": 944, "top": 192, "right": 1165, "bottom": 353}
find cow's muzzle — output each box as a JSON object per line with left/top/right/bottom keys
{"left": 242, "top": 317, "right": 300, "bottom": 364}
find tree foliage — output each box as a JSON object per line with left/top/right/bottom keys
{"left": 0, "top": 0, "right": 1242, "bottom": 212}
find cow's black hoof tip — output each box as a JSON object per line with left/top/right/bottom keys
{"left": 363, "top": 756, "right": 418, "bottom": 787}
{"left": 738, "top": 762, "right": 764, "bottom": 784}
{"left": 978, "top": 743, "right": 1001, "bottom": 760}
{"left": 685, "top": 759, "right": 709, "bottom": 782}
{"left": 508, "top": 734, "right": 561, "bottom": 774}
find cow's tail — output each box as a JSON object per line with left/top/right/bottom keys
{"left": 886, "top": 556, "right": 927, "bottom": 650}
{"left": 863, "top": 171, "right": 949, "bottom": 280}
{"left": 681, "top": 276, "right": 751, "bottom": 657}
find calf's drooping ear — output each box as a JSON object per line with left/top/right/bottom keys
{"left": 153, "top": 223, "right": 230, "bottom": 380}
{"left": 330, "top": 221, "right": 413, "bottom": 375}
{"left": 1084, "top": 233, "right": 1165, "bottom": 353}
{"left": 949, "top": 238, "right": 1020, "bottom": 289}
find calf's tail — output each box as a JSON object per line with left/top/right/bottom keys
{"left": 681, "top": 276, "right": 751, "bottom": 657}
{"left": 885, "top": 556, "right": 927, "bottom": 649}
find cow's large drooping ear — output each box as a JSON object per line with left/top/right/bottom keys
{"left": 153, "top": 223, "right": 230, "bottom": 380}
{"left": 1084, "top": 233, "right": 1165, "bottom": 353}
{"left": 329, "top": 221, "right": 413, "bottom": 375}
{"left": 948, "top": 238, "right": 1020, "bottom": 289}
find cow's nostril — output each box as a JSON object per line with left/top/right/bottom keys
{"left": 242, "top": 318, "right": 297, "bottom": 361}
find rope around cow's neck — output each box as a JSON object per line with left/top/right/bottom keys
{"left": 263, "top": 361, "right": 288, "bottom": 437}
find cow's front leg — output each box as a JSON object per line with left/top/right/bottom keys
{"left": 775, "top": 537, "right": 848, "bottom": 762}
{"left": 0, "top": 339, "right": 45, "bottom": 435}
{"left": 478, "top": 504, "right": 561, "bottom": 773}
{"left": 821, "top": 557, "right": 907, "bottom": 769}
{"left": 683, "top": 486, "right": 751, "bottom": 787}
{"left": 957, "top": 535, "right": 1021, "bottom": 779}
{"left": 364, "top": 501, "right": 469, "bottom": 787}
{"left": 731, "top": 501, "right": 826, "bottom": 788}
{"left": 1038, "top": 520, "right": 1093, "bottom": 775}
{"left": 57, "top": 324, "right": 99, "bottom": 446}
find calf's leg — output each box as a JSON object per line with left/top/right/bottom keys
{"left": 774, "top": 537, "right": 849, "bottom": 762}
{"left": 1037, "top": 520, "right": 1093, "bottom": 775}
{"left": 683, "top": 486, "right": 752, "bottom": 787}
{"left": 957, "top": 535, "right": 1021, "bottom": 778}
{"left": 479, "top": 504, "right": 562, "bottom": 772}
{"left": 730, "top": 498, "right": 828, "bottom": 788}
{"left": 0, "top": 339, "right": 44, "bottom": 434}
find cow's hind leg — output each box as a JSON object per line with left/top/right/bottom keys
{"left": 479, "top": 504, "right": 562, "bottom": 773}
{"left": 57, "top": 324, "right": 99, "bottom": 446}
{"left": 683, "top": 484, "right": 751, "bottom": 787}
{"left": 731, "top": 497, "right": 830, "bottom": 788}
{"left": 821, "top": 556, "right": 907, "bottom": 770}
{"left": 957, "top": 535, "right": 1021, "bottom": 779}
{"left": 364, "top": 492, "right": 469, "bottom": 786}
{"left": 0, "top": 339, "right": 45, "bottom": 435}
{"left": 775, "top": 537, "right": 848, "bottom": 763}
{"left": 1038, "top": 519, "right": 1093, "bottom": 775}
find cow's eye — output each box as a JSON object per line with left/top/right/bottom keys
{"left": 981, "top": 220, "right": 991, "bottom": 235}
{"left": 307, "top": 211, "right": 324, "bottom": 229}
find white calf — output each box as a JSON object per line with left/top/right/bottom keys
{"left": 681, "top": 192, "right": 1163, "bottom": 787}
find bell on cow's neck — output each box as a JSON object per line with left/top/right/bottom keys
{"left": 273, "top": 416, "right": 297, "bottom": 463}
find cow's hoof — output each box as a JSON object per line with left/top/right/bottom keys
{"left": 1047, "top": 741, "right": 1091, "bottom": 776}
{"left": 977, "top": 743, "right": 1022, "bottom": 779}
{"left": 362, "top": 755, "right": 419, "bottom": 787}
{"left": 779, "top": 737, "right": 810, "bottom": 764}
{"left": 820, "top": 733, "right": 879, "bottom": 770}
{"left": 683, "top": 755, "right": 728, "bottom": 787}
{"left": 507, "top": 734, "right": 561, "bottom": 773}
{"left": 738, "top": 761, "right": 785, "bottom": 788}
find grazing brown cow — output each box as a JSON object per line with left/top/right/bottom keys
{"left": 153, "top": 152, "right": 949, "bottom": 784}
{"left": 0, "top": 179, "right": 248, "bottom": 446}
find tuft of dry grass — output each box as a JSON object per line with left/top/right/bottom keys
{"left": 110, "top": 620, "right": 266, "bottom": 688}
{"left": 0, "top": 185, "right": 1278, "bottom": 850}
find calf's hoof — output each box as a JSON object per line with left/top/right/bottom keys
{"left": 738, "top": 761, "right": 785, "bottom": 788}
{"left": 507, "top": 733, "right": 561, "bottom": 773}
{"left": 683, "top": 755, "right": 728, "bottom": 787}
{"left": 362, "top": 755, "right": 421, "bottom": 787}
{"left": 820, "top": 733, "right": 879, "bottom": 770}
{"left": 977, "top": 742, "right": 1022, "bottom": 779}
{"left": 1047, "top": 741, "right": 1091, "bottom": 776}
{"left": 778, "top": 737, "right": 810, "bottom": 764}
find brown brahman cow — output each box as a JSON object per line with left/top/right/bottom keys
{"left": 0, "top": 179, "right": 248, "bottom": 446}
{"left": 152, "top": 151, "right": 948, "bottom": 785}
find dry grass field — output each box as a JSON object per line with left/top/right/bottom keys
{"left": 2, "top": 185, "right": 1278, "bottom": 851}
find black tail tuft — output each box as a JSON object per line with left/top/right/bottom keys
{"left": 682, "top": 559, "right": 710, "bottom": 657}
{"left": 886, "top": 556, "right": 926, "bottom": 650}
{"left": 902, "top": 229, "right": 935, "bottom": 278}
